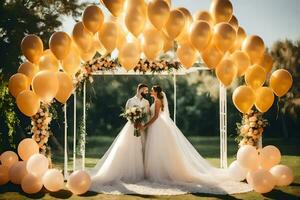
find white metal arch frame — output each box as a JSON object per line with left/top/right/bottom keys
{"left": 63, "top": 67, "right": 228, "bottom": 178}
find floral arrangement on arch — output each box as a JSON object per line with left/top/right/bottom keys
{"left": 236, "top": 109, "right": 268, "bottom": 147}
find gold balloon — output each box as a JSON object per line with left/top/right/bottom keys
{"left": 72, "top": 22, "right": 93, "bottom": 53}
{"left": 215, "top": 57, "right": 237, "bottom": 87}
{"left": 32, "top": 71, "right": 59, "bottom": 103}
{"left": 9, "top": 161, "right": 28, "bottom": 184}
{"left": 255, "top": 87, "right": 275, "bottom": 112}
{"left": 245, "top": 64, "right": 267, "bottom": 89}
{"left": 55, "top": 72, "right": 74, "bottom": 104}
{"left": 213, "top": 22, "right": 236, "bottom": 52}
{"left": 230, "top": 27, "right": 247, "bottom": 52}
{"left": 119, "top": 42, "right": 141, "bottom": 71}
{"left": 148, "top": 0, "right": 170, "bottom": 30}
{"left": 93, "top": 33, "right": 106, "bottom": 54}
{"left": 269, "top": 69, "right": 293, "bottom": 97}
{"left": 16, "top": 90, "right": 40, "bottom": 117}
{"left": 17, "top": 138, "right": 39, "bottom": 161}
{"left": 125, "top": 1, "right": 147, "bottom": 37}
{"left": 79, "top": 45, "right": 97, "bottom": 62}
{"left": 258, "top": 53, "right": 273, "bottom": 74}
{"left": 101, "top": 0, "right": 125, "bottom": 17}
{"left": 142, "top": 27, "right": 164, "bottom": 60}
{"left": 38, "top": 49, "right": 60, "bottom": 72}
{"left": 242, "top": 35, "right": 265, "bottom": 64}
{"left": 21, "top": 34, "right": 44, "bottom": 63}
{"left": 193, "top": 11, "right": 214, "bottom": 26}
{"left": 176, "top": 42, "right": 197, "bottom": 69}
{"left": 62, "top": 46, "right": 81, "bottom": 77}
{"left": 229, "top": 15, "right": 239, "bottom": 30}
{"left": 231, "top": 51, "right": 250, "bottom": 76}
{"left": 178, "top": 7, "right": 193, "bottom": 24}
{"left": 116, "top": 28, "right": 127, "bottom": 51}
{"left": 0, "top": 165, "right": 9, "bottom": 186}
{"left": 163, "top": 32, "right": 173, "bottom": 52}
{"left": 210, "top": 0, "right": 233, "bottom": 23}
{"left": 177, "top": 6, "right": 193, "bottom": 43}
{"left": 18, "top": 62, "right": 38, "bottom": 84}
{"left": 99, "top": 21, "right": 119, "bottom": 53}
{"left": 189, "top": 20, "right": 212, "bottom": 52}
{"left": 164, "top": 0, "right": 171, "bottom": 7}
{"left": 8, "top": 73, "right": 29, "bottom": 98}
{"left": 201, "top": 43, "right": 224, "bottom": 69}
{"left": 49, "top": 31, "right": 72, "bottom": 60}
{"left": 165, "top": 9, "right": 186, "bottom": 39}
{"left": 82, "top": 5, "right": 104, "bottom": 34}
{"left": 232, "top": 85, "right": 256, "bottom": 114}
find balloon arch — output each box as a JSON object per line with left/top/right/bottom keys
{"left": 8, "top": 0, "right": 293, "bottom": 180}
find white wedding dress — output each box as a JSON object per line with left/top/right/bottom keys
{"left": 89, "top": 93, "right": 252, "bottom": 195}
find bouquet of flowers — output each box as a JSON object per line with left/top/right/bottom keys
{"left": 120, "top": 106, "right": 147, "bottom": 137}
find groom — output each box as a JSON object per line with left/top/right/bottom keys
{"left": 125, "top": 83, "right": 150, "bottom": 160}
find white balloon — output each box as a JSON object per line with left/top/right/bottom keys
{"left": 42, "top": 169, "right": 64, "bottom": 192}
{"left": 228, "top": 160, "right": 248, "bottom": 181}
{"left": 26, "top": 154, "right": 49, "bottom": 177}
{"left": 237, "top": 145, "right": 259, "bottom": 170}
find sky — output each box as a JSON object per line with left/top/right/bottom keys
{"left": 62, "top": 0, "right": 300, "bottom": 47}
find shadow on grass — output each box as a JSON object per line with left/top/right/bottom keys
{"left": 263, "top": 189, "right": 300, "bottom": 200}
{"left": 49, "top": 189, "right": 73, "bottom": 199}
{"left": 192, "top": 193, "right": 241, "bottom": 200}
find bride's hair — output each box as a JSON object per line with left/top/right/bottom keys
{"left": 152, "top": 85, "right": 164, "bottom": 111}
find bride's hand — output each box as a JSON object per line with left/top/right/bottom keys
{"left": 140, "top": 125, "right": 146, "bottom": 131}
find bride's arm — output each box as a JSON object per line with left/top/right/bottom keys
{"left": 142, "top": 100, "right": 161, "bottom": 129}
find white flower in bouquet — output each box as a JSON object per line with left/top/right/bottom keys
{"left": 249, "top": 116, "right": 257, "bottom": 122}
{"left": 253, "top": 130, "right": 259, "bottom": 135}
{"left": 37, "top": 119, "right": 42, "bottom": 124}
{"left": 258, "top": 120, "right": 263, "bottom": 126}
{"left": 250, "top": 122, "right": 256, "bottom": 128}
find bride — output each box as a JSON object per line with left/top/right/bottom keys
{"left": 89, "top": 85, "right": 251, "bottom": 195}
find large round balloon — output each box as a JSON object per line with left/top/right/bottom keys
{"left": 165, "top": 9, "right": 186, "bottom": 39}
{"left": 62, "top": 46, "right": 81, "bottom": 77}
{"left": 49, "top": 31, "right": 72, "bottom": 60}
{"left": 162, "top": 32, "right": 173, "bottom": 52}
{"left": 270, "top": 165, "right": 294, "bottom": 186}
{"left": 0, "top": 165, "right": 9, "bottom": 186}
{"left": 18, "top": 138, "right": 39, "bottom": 161}
{"left": 16, "top": 90, "right": 40, "bottom": 117}
{"left": 42, "top": 169, "right": 64, "bottom": 192}
{"left": 245, "top": 64, "right": 267, "bottom": 89}
{"left": 67, "top": 170, "right": 91, "bottom": 195}
{"left": 201, "top": 43, "right": 224, "bottom": 69}
{"left": 229, "top": 15, "right": 239, "bottom": 30}
{"left": 237, "top": 145, "right": 259, "bottom": 170}
{"left": 193, "top": 11, "right": 214, "bottom": 26}
{"left": 189, "top": 20, "right": 212, "bottom": 52}
{"left": 26, "top": 153, "right": 49, "bottom": 177}
{"left": 259, "top": 145, "right": 281, "bottom": 170}
{"left": 148, "top": 0, "right": 170, "bottom": 30}
{"left": 142, "top": 27, "right": 164, "bottom": 60}
{"left": 9, "top": 161, "right": 28, "bottom": 184}
{"left": 32, "top": 70, "right": 59, "bottom": 103}
{"left": 21, "top": 173, "right": 43, "bottom": 194}
{"left": 232, "top": 86, "right": 255, "bottom": 114}
{"left": 99, "top": 21, "right": 119, "bottom": 53}
{"left": 79, "top": 45, "right": 97, "bottom": 62}
{"left": 124, "top": 2, "right": 147, "bottom": 37}
{"left": 8, "top": 73, "right": 29, "bottom": 98}
{"left": 213, "top": 22, "right": 236, "bottom": 52}
{"left": 210, "top": 0, "right": 233, "bottom": 23}
{"left": 215, "top": 57, "right": 237, "bottom": 87}
{"left": 242, "top": 35, "right": 265, "bottom": 64}
{"left": 228, "top": 160, "right": 248, "bottom": 181}
{"left": 0, "top": 151, "right": 18, "bottom": 169}
{"left": 251, "top": 169, "right": 275, "bottom": 193}
{"left": 72, "top": 22, "right": 93, "bottom": 53}
{"left": 101, "top": 0, "right": 125, "bottom": 17}
{"left": 258, "top": 53, "right": 273, "bottom": 73}
{"left": 230, "top": 27, "right": 247, "bottom": 52}
{"left": 231, "top": 51, "right": 250, "bottom": 76}
{"left": 55, "top": 72, "right": 74, "bottom": 104}
{"left": 176, "top": 43, "right": 197, "bottom": 69}
{"left": 119, "top": 42, "right": 141, "bottom": 71}
{"left": 18, "top": 62, "right": 39, "bottom": 84}
{"left": 255, "top": 87, "right": 275, "bottom": 113}
{"left": 38, "top": 49, "right": 60, "bottom": 72}
{"left": 82, "top": 5, "right": 104, "bottom": 34}
{"left": 269, "top": 69, "right": 293, "bottom": 97}
{"left": 21, "top": 34, "right": 44, "bottom": 63}
{"left": 176, "top": 7, "right": 193, "bottom": 44}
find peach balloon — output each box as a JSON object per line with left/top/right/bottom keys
{"left": 237, "top": 145, "right": 259, "bottom": 170}
{"left": 62, "top": 46, "right": 81, "bottom": 77}
{"left": 72, "top": 22, "right": 93, "bottom": 53}
{"left": 26, "top": 153, "right": 49, "bottom": 177}
{"left": 165, "top": 9, "right": 186, "bottom": 39}
{"left": 148, "top": 0, "right": 170, "bottom": 30}
{"left": 259, "top": 145, "right": 281, "bottom": 170}
{"left": 8, "top": 73, "right": 29, "bottom": 98}
{"left": 38, "top": 50, "right": 60, "bottom": 72}
{"left": 17, "top": 138, "right": 39, "bottom": 161}
{"left": 232, "top": 86, "right": 255, "bottom": 114}
{"left": 258, "top": 53, "right": 273, "bottom": 73}
{"left": 255, "top": 87, "right": 275, "bottom": 113}
{"left": 213, "top": 22, "right": 236, "bottom": 52}
{"left": 193, "top": 11, "right": 214, "bottom": 26}
{"left": 49, "top": 31, "right": 72, "bottom": 60}
{"left": 270, "top": 165, "right": 294, "bottom": 186}
{"left": 32, "top": 70, "right": 59, "bottom": 103}
{"left": 231, "top": 51, "right": 250, "bottom": 76}
{"left": 210, "top": 0, "right": 233, "bottom": 23}
{"left": 42, "top": 169, "right": 64, "bottom": 192}
{"left": 201, "top": 43, "right": 224, "bottom": 69}
{"left": 55, "top": 72, "right": 74, "bottom": 104}
{"left": 82, "top": 5, "right": 104, "bottom": 34}
{"left": 21, "top": 34, "right": 44, "bottom": 64}
{"left": 246, "top": 171, "right": 254, "bottom": 186}
{"left": 16, "top": 90, "right": 40, "bottom": 117}
{"left": 242, "top": 35, "right": 265, "bottom": 64}
{"left": 0, "top": 165, "right": 9, "bottom": 186}
{"left": 67, "top": 170, "right": 91, "bottom": 195}
{"left": 101, "top": 0, "right": 125, "bottom": 17}
{"left": 18, "top": 62, "right": 39, "bottom": 84}
{"left": 176, "top": 43, "right": 197, "bottom": 69}
{"left": 228, "top": 160, "right": 248, "bottom": 182}
{"left": 189, "top": 20, "right": 212, "bottom": 52}
{"left": 245, "top": 64, "right": 267, "bottom": 89}
{"left": 251, "top": 169, "right": 275, "bottom": 193}
{"left": 142, "top": 27, "right": 164, "bottom": 60}
{"left": 119, "top": 42, "right": 141, "bottom": 71}
{"left": 9, "top": 161, "right": 28, "bottom": 184}
{"left": 99, "top": 21, "right": 119, "bottom": 53}
{"left": 21, "top": 173, "right": 43, "bottom": 194}
{"left": 269, "top": 69, "right": 293, "bottom": 97}
{"left": 0, "top": 151, "right": 18, "bottom": 169}
{"left": 215, "top": 57, "right": 237, "bottom": 87}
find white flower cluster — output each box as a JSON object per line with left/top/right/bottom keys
{"left": 122, "top": 106, "right": 144, "bottom": 123}
{"left": 134, "top": 59, "right": 181, "bottom": 74}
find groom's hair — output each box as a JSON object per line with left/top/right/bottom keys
{"left": 137, "top": 83, "right": 148, "bottom": 91}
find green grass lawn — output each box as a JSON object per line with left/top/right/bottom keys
{"left": 1, "top": 136, "right": 299, "bottom": 200}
